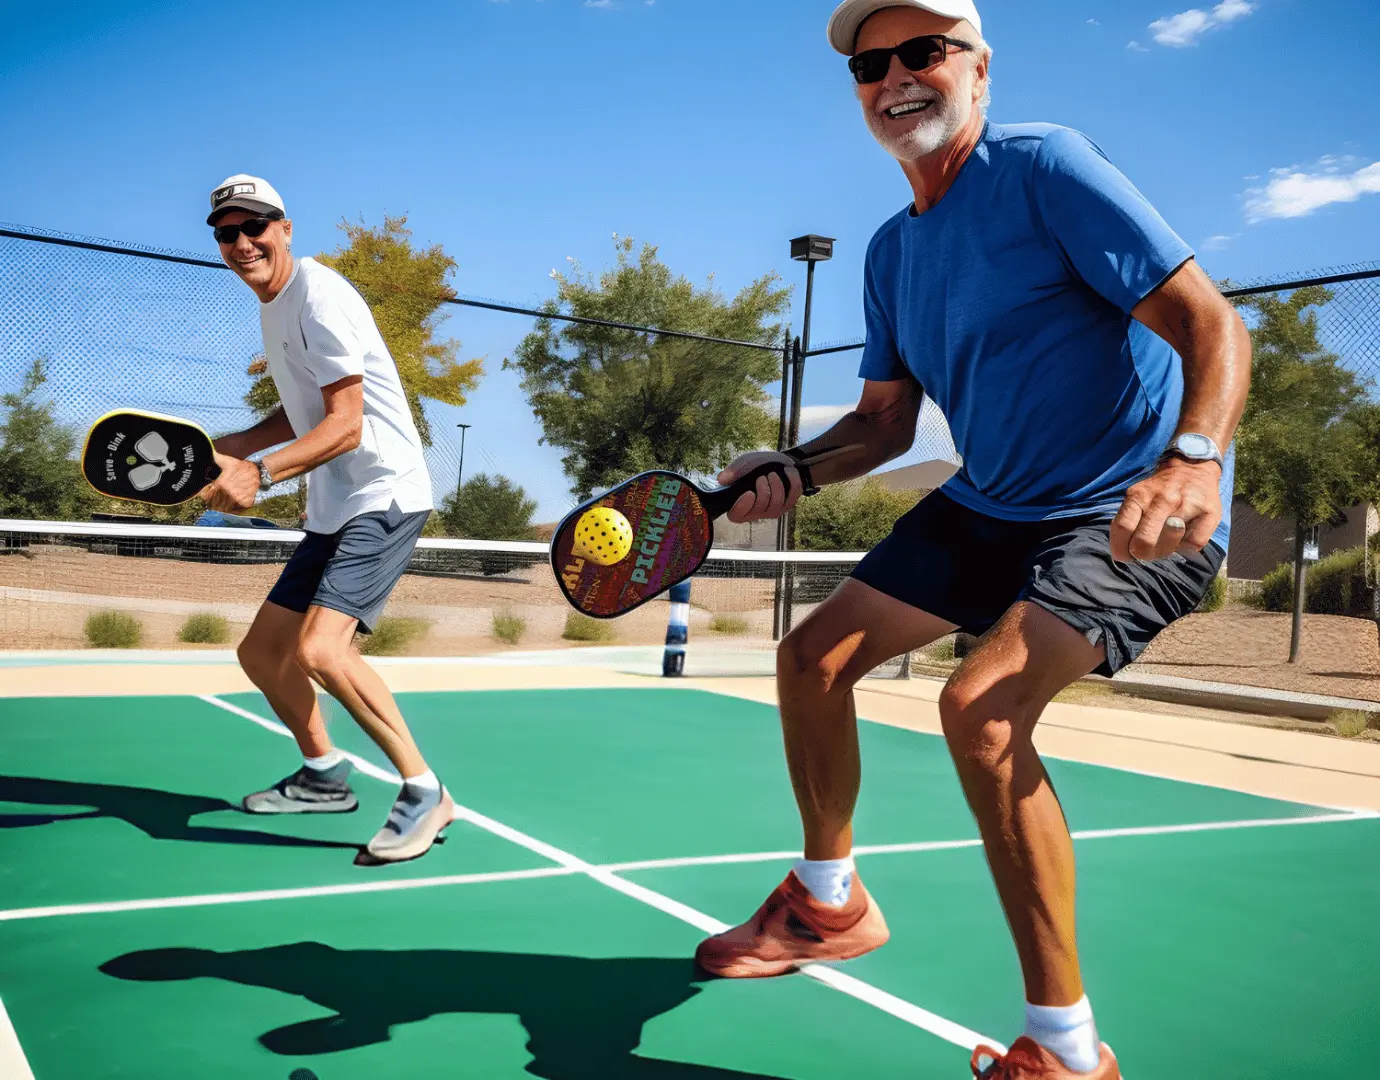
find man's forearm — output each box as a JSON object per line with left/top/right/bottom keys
{"left": 214, "top": 408, "right": 293, "bottom": 460}
{"left": 790, "top": 388, "right": 922, "bottom": 487}
{"left": 1174, "top": 306, "right": 1252, "bottom": 453}
{"left": 261, "top": 413, "right": 361, "bottom": 484}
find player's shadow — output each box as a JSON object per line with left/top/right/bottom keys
{"left": 0, "top": 775, "right": 360, "bottom": 851}
{"left": 100, "top": 942, "right": 787, "bottom": 1079}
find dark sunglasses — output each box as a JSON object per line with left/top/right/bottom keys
{"left": 212, "top": 216, "right": 279, "bottom": 245}
{"left": 849, "top": 34, "right": 974, "bottom": 85}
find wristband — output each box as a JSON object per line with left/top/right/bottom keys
{"left": 782, "top": 447, "right": 819, "bottom": 497}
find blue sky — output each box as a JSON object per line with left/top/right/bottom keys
{"left": 2, "top": 0, "right": 1377, "bottom": 520}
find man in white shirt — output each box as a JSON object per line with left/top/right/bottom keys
{"left": 200, "top": 174, "right": 450, "bottom": 866}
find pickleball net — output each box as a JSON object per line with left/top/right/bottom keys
{"left": 0, "top": 519, "right": 913, "bottom": 678}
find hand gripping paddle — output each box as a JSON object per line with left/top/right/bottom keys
{"left": 81, "top": 410, "right": 220, "bottom": 507}
{"left": 551, "top": 446, "right": 862, "bottom": 619}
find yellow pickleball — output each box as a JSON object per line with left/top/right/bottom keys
{"left": 572, "top": 506, "right": 634, "bottom": 566}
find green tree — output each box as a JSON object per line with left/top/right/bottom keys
{"left": 796, "top": 477, "right": 922, "bottom": 552}
{"left": 1233, "top": 286, "right": 1380, "bottom": 661}
{"left": 0, "top": 358, "right": 97, "bottom": 521}
{"left": 245, "top": 216, "right": 483, "bottom": 445}
{"left": 505, "top": 235, "right": 789, "bottom": 499}
{"left": 438, "top": 473, "right": 537, "bottom": 540}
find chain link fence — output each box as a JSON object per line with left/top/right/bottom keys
{"left": 4, "top": 222, "right": 1380, "bottom": 693}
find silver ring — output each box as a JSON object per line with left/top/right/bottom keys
{"left": 1166, "top": 516, "right": 1187, "bottom": 531}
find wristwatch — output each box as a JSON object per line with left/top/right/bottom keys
{"left": 256, "top": 460, "right": 275, "bottom": 491}
{"left": 1162, "top": 433, "right": 1223, "bottom": 469}
{"left": 782, "top": 447, "right": 821, "bottom": 497}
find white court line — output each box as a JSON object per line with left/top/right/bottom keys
{"left": 8, "top": 810, "right": 1370, "bottom": 924}
{"left": 0, "top": 867, "right": 575, "bottom": 924}
{"left": 0, "top": 997, "right": 36, "bottom": 1080}
{"left": 196, "top": 693, "right": 1005, "bottom": 1054}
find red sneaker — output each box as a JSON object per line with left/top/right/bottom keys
{"left": 971, "top": 1037, "right": 1120, "bottom": 1079}
{"left": 694, "top": 870, "right": 889, "bottom": 978}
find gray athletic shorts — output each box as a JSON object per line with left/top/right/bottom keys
{"left": 267, "top": 503, "right": 430, "bottom": 634}
{"left": 851, "top": 489, "right": 1224, "bottom": 675}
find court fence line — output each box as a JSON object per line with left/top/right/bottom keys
{"left": 3, "top": 221, "right": 1379, "bottom": 659}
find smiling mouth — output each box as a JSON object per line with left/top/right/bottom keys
{"left": 884, "top": 100, "right": 934, "bottom": 119}
{"left": 235, "top": 254, "right": 267, "bottom": 270}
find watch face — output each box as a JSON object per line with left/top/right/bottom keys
{"left": 1177, "top": 434, "right": 1213, "bottom": 458}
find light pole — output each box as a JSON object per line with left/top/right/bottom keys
{"left": 455, "top": 423, "right": 471, "bottom": 493}
{"left": 788, "top": 235, "right": 833, "bottom": 435}
{"left": 777, "top": 235, "right": 835, "bottom": 636}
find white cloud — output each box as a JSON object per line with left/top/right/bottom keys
{"left": 1245, "top": 157, "right": 1380, "bottom": 222}
{"left": 1200, "top": 234, "right": 1235, "bottom": 250}
{"left": 1127, "top": 40, "right": 1150, "bottom": 52}
{"left": 584, "top": 0, "right": 613, "bottom": 6}
{"left": 1087, "top": 18, "right": 1100, "bottom": 25}
{"left": 1149, "top": 0, "right": 1255, "bottom": 47}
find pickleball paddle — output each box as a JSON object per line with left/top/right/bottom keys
{"left": 81, "top": 410, "right": 220, "bottom": 507}
{"left": 551, "top": 446, "right": 862, "bottom": 619}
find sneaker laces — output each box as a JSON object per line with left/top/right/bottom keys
{"left": 971, "top": 1043, "right": 1043, "bottom": 1079}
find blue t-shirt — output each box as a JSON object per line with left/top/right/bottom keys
{"left": 860, "top": 121, "right": 1233, "bottom": 552}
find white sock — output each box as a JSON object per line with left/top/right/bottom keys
{"left": 303, "top": 749, "right": 345, "bottom": 771}
{"left": 792, "top": 857, "right": 854, "bottom": 907}
{"left": 403, "top": 768, "right": 441, "bottom": 793}
{"left": 1025, "top": 996, "right": 1101, "bottom": 1074}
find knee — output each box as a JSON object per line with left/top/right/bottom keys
{"left": 776, "top": 625, "right": 866, "bottom": 697}
{"left": 295, "top": 635, "right": 347, "bottom": 684}
{"left": 237, "top": 634, "right": 279, "bottom": 682}
{"left": 938, "top": 675, "right": 1031, "bottom": 775}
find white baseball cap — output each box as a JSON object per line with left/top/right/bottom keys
{"left": 206, "top": 174, "right": 287, "bottom": 225}
{"left": 827, "top": 0, "right": 982, "bottom": 55}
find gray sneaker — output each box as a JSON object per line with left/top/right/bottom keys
{"left": 356, "top": 782, "right": 453, "bottom": 865}
{"left": 242, "top": 760, "right": 359, "bottom": 814}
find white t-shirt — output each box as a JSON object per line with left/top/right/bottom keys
{"left": 258, "top": 257, "right": 433, "bottom": 534}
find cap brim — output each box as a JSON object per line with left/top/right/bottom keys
{"left": 826, "top": 0, "right": 976, "bottom": 54}
{"left": 206, "top": 200, "right": 284, "bottom": 226}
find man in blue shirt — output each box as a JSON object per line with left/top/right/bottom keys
{"left": 694, "top": 3, "right": 1252, "bottom": 1078}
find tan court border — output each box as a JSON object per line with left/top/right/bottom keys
{"left": 3, "top": 659, "right": 1380, "bottom": 812}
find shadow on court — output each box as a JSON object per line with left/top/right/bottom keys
{"left": 100, "top": 942, "right": 789, "bottom": 1078}
{"left": 0, "top": 775, "right": 361, "bottom": 852}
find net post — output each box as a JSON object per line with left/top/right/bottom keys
{"left": 662, "top": 579, "right": 692, "bottom": 677}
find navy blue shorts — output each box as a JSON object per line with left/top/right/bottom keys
{"left": 267, "top": 504, "right": 430, "bottom": 634}
{"left": 851, "top": 489, "right": 1224, "bottom": 675}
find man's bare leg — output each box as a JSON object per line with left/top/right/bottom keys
{"left": 696, "top": 579, "right": 955, "bottom": 976}
{"left": 777, "top": 578, "right": 958, "bottom": 859}
{"left": 941, "top": 601, "right": 1120, "bottom": 1075}
{"left": 294, "top": 605, "right": 427, "bottom": 778}
{"left": 237, "top": 601, "right": 330, "bottom": 758}
{"left": 294, "top": 605, "right": 451, "bottom": 863}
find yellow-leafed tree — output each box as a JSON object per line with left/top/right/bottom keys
{"left": 245, "top": 215, "right": 482, "bottom": 446}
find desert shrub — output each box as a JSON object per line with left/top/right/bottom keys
{"left": 562, "top": 612, "right": 615, "bottom": 643}
{"left": 179, "top": 612, "right": 230, "bottom": 644}
{"left": 708, "top": 614, "right": 749, "bottom": 635}
{"left": 492, "top": 608, "right": 527, "bottom": 645}
{"left": 357, "top": 617, "right": 431, "bottom": 656}
{"left": 85, "top": 610, "right": 142, "bottom": 648}
{"left": 1196, "top": 574, "right": 1227, "bottom": 613}
{"left": 1329, "top": 710, "right": 1374, "bottom": 738}
{"left": 1258, "top": 546, "right": 1372, "bottom": 617}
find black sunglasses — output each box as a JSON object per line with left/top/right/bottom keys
{"left": 212, "top": 216, "right": 279, "bottom": 245}
{"left": 849, "top": 34, "right": 974, "bottom": 85}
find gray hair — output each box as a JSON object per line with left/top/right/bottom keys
{"left": 973, "top": 37, "right": 993, "bottom": 111}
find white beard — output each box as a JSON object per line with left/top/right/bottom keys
{"left": 864, "top": 86, "right": 970, "bottom": 162}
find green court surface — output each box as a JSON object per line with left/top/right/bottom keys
{"left": 2, "top": 686, "right": 1378, "bottom": 1078}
